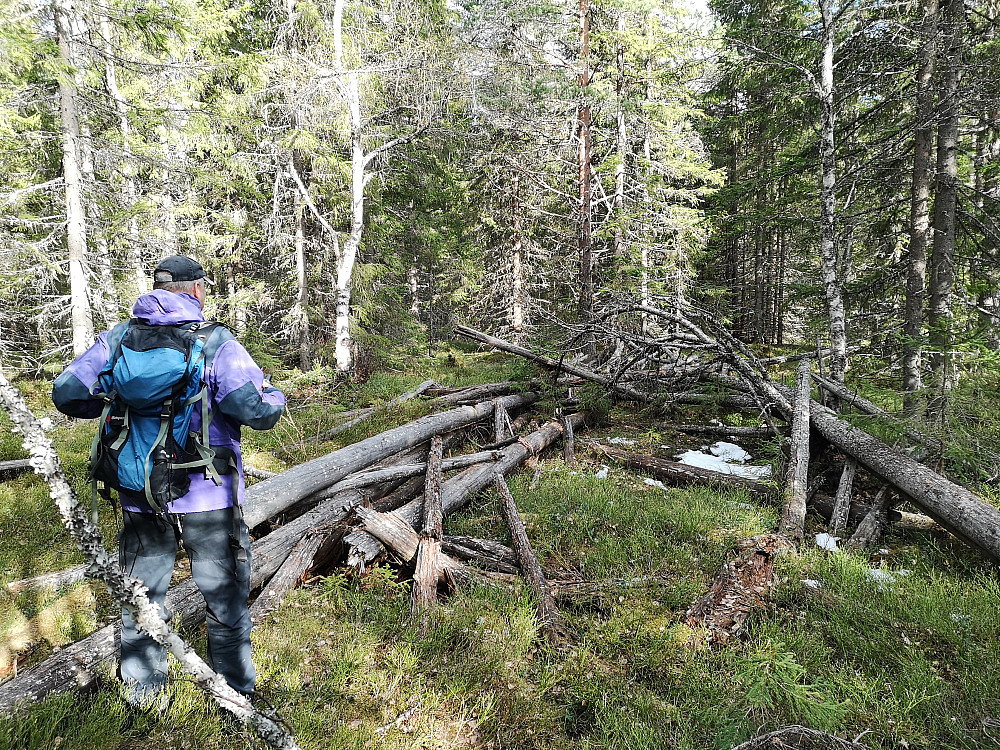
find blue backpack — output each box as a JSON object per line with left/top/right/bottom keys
{"left": 90, "top": 319, "right": 234, "bottom": 515}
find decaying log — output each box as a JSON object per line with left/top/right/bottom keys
{"left": 0, "top": 458, "right": 32, "bottom": 476}
{"left": 847, "top": 487, "right": 892, "bottom": 549}
{"left": 493, "top": 398, "right": 509, "bottom": 442}
{"left": 592, "top": 444, "right": 774, "bottom": 499}
{"left": 810, "top": 494, "right": 942, "bottom": 533}
{"left": 244, "top": 393, "right": 538, "bottom": 528}
{"left": 0, "top": 490, "right": 363, "bottom": 714}
{"left": 412, "top": 437, "right": 444, "bottom": 614}
{"left": 250, "top": 526, "right": 336, "bottom": 623}
{"left": 319, "top": 379, "right": 436, "bottom": 440}
{"left": 829, "top": 457, "right": 858, "bottom": 536}
{"left": 374, "top": 476, "right": 425, "bottom": 513}
{"left": 684, "top": 533, "right": 793, "bottom": 646}
{"left": 780, "top": 359, "right": 812, "bottom": 542}
{"left": 441, "top": 536, "right": 520, "bottom": 575}
{"left": 433, "top": 381, "right": 523, "bottom": 405}
{"left": 4, "top": 566, "right": 87, "bottom": 596}
{"left": 346, "top": 414, "right": 587, "bottom": 569}
{"left": 333, "top": 449, "right": 502, "bottom": 492}
{"left": 245, "top": 466, "right": 278, "bottom": 480}
{"left": 495, "top": 475, "right": 562, "bottom": 643}
{"left": 562, "top": 413, "right": 576, "bottom": 466}
{"left": 454, "top": 325, "right": 654, "bottom": 403}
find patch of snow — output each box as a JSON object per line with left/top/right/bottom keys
{"left": 802, "top": 579, "right": 822, "bottom": 589}
{"left": 815, "top": 533, "right": 841, "bottom": 552}
{"left": 643, "top": 478, "right": 667, "bottom": 490}
{"left": 595, "top": 466, "right": 609, "bottom": 479}
{"left": 607, "top": 437, "right": 637, "bottom": 446}
{"left": 710, "top": 441, "right": 752, "bottom": 463}
{"left": 674, "top": 446, "right": 772, "bottom": 479}
{"left": 38, "top": 417, "right": 53, "bottom": 431}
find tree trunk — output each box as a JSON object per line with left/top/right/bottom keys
{"left": 510, "top": 174, "right": 526, "bottom": 342}
{"left": 780, "top": 359, "right": 812, "bottom": 541}
{"left": 577, "top": 0, "right": 595, "bottom": 357}
{"left": 903, "top": 0, "right": 939, "bottom": 414}
{"left": 817, "top": 0, "right": 847, "bottom": 383}
{"left": 54, "top": 0, "right": 95, "bottom": 356}
{"left": 927, "top": 0, "right": 964, "bottom": 421}
{"left": 828, "top": 457, "right": 858, "bottom": 537}
{"left": 291, "top": 166, "right": 312, "bottom": 371}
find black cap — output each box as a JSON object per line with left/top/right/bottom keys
{"left": 153, "top": 256, "right": 211, "bottom": 283}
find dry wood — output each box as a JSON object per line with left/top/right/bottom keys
{"left": 441, "top": 536, "right": 519, "bottom": 575}
{"left": 0, "top": 458, "right": 32, "bottom": 476}
{"left": 345, "top": 414, "right": 587, "bottom": 570}
{"left": 493, "top": 398, "right": 509, "bottom": 442}
{"left": 243, "top": 393, "right": 538, "bottom": 528}
{"left": 562, "top": 413, "right": 576, "bottom": 466}
{"left": 432, "top": 381, "right": 522, "bottom": 404}
{"left": 592, "top": 444, "right": 774, "bottom": 499}
{"left": 374, "top": 476, "right": 425, "bottom": 513}
{"left": 829, "top": 457, "right": 858, "bottom": 536}
{"left": 250, "top": 526, "right": 334, "bottom": 623}
{"left": 244, "top": 466, "right": 278, "bottom": 480}
{"left": 811, "top": 494, "right": 941, "bottom": 533}
{"left": 412, "top": 437, "right": 444, "bottom": 614}
{"left": 780, "top": 359, "right": 812, "bottom": 542}
{"left": 495, "top": 475, "right": 563, "bottom": 643}
{"left": 685, "top": 533, "right": 793, "bottom": 646}
{"left": 847, "top": 487, "right": 892, "bottom": 549}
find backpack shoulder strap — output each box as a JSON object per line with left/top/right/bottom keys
{"left": 197, "top": 322, "right": 236, "bottom": 370}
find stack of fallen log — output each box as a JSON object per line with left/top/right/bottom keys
{"left": 0, "top": 384, "right": 583, "bottom": 714}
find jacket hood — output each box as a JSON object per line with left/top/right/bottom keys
{"left": 132, "top": 289, "right": 205, "bottom": 325}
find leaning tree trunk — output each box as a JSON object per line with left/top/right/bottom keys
{"left": 577, "top": 0, "right": 595, "bottom": 358}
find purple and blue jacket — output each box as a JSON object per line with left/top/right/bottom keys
{"left": 52, "top": 290, "right": 286, "bottom": 514}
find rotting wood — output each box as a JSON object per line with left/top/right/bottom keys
{"left": 592, "top": 444, "right": 774, "bottom": 500}
{"left": 685, "top": 533, "right": 793, "bottom": 647}
{"left": 4, "top": 566, "right": 87, "bottom": 596}
{"left": 245, "top": 466, "right": 278, "bottom": 480}
{"left": 677, "top": 424, "right": 789, "bottom": 438}
{"left": 441, "top": 536, "right": 519, "bottom": 575}
{"left": 779, "top": 359, "right": 812, "bottom": 542}
{"left": 811, "top": 494, "right": 942, "bottom": 533}
{"left": 829, "top": 457, "right": 858, "bottom": 536}
{"left": 250, "top": 526, "right": 336, "bottom": 623}
{"left": 493, "top": 398, "right": 509, "bottom": 442}
{"left": 495, "top": 475, "right": 563, "bottom": 643}
{"left": 412, "top": 436, "right": 444, "bottom": 615}
{"left": 244, "top": 393, "right": 539, "bottom": 528}
{"left": 562, "top": 413, "right": 576, "bottom": 466}
{"left": 345, "top": 414, "right": 587, "bottom": 570}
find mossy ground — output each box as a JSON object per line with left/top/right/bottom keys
{"left": 1, "top": 349, "right": 998, "bottom": 749}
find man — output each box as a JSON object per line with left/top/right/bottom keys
{"left": 52, "top": 255, "right": 286, "bottom": 709}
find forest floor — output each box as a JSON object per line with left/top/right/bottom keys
{"left": 1, "top": 346, "right": 999, "bottom": 750}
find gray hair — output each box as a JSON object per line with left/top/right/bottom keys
{"left": 153, "top": 275, "right": 202, "bottom": 295}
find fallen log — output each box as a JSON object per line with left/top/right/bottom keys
{"left": 412, "top": 437, "right": 445, "bottom": 615}
{"left": 779, "top": 359, "right": 811, "bottom": 542}
{"left": 441, "top": 536, "right": 519, "bottom": 575}
{"left": 346, "top": 413, "right": 587, "bottom": 569}
{"left": 249, "top": 526, "right": 334, "bottom": 623}
{"left": 847, "top": 487, "right": 892, "bottom": 549}
{"left": 811, "top": 494, "right": 942, "bottom": 533}
{"left": 319, "top": 379, "right": 436, "bottom": 440}
{"left": 684, "top": 533, "right": 793, "bottom": 646}
{"left": 0, "top": 458, "right": 32, "bottom": 476}
{"left": 243, "top": 392, "right": 539, "bottom": 528}
{"left": 495, "top": 475, "right": 563, "bottom": 643}
{"left": 591, "top": 444, "right": 774, "bottom": 500}
{"left": 829, "top": 458, "right": 858, "bottom": 536}
{"left": 677, "top": 424, "right": 788, "bottom": 438}
{"left": 0, "top": 490, "right": 362, "bottom": 714}
{"left": 4, "top": 566, "right": 87, "bottom": 597}
{"left": 454, "top": 325, "right": 654, "bottom": 403}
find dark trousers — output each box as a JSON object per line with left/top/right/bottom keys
{"left": 118, "top": 507, "right": 253, "bottom": 704}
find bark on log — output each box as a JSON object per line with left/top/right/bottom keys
{"left": 334, "top": 450, "right": 502, "bottom": 492}
{"left": 346, "top": 414, "right": 587, "bottom": 569}
{"left": 562, "top": 413, "right": 576, "bottom": 466}
{"left": 677, "top": 424, "right": 789, "bottom": 438}
{"left": 811, "top": 494, "right": 941, "bottom": 533}
{"left": 243, "top": 393, "right": 538, "bottom": 528}
{"left": 0, "top": 490, "right": 362, "bottom": 714}
{"left": 495, "top": 475, "right": 562, "bottom": 643}
{"left": 353, "top": 506, "right": 468, "bottom": 585}
{"left": 412, "top": 437, "right": 444, "bottom": 613}
{"left": 780, "top": 359, "right": 812, "bottom": 542}
{"left": 454, "top": 325, "right": 654, "bottom": 403}
{"left": 592, "top": 444, "right": 774, "bottom": 499}
{"left": 812, "top": 373, "right": 942, "bottom": 452}
{"left": 685, "top": 533, "right": 793, "bottom": 646}
{"left": 318, "top": 379, "right": 436, "bottom": 440}
{"left": 245, "top": 466, "right": 278, "bottom": 480}
{"left": 441, "top": 536, "right": 520, "bottom": 575}
{"left": 432, "top": 381, "right": 523, "bottom": 404}
{"left": 829, "top": 457, "right": 858, "bottom": 536}
{"left": 249, "top": 526, "right": 333, "bottom": 623}
{"left": 0, "top": 459, "right": 32, "bottom": 476}
{"left": 847, "top": 487, "right": 892, "bottom": 549}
